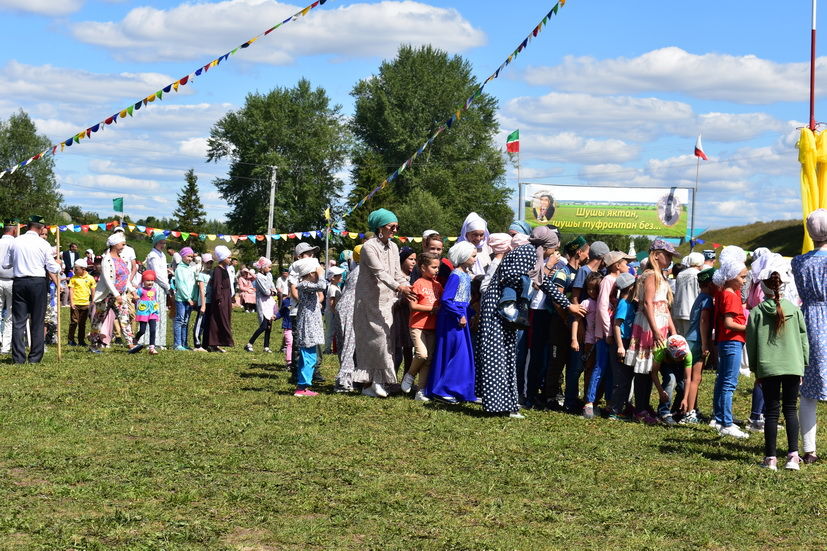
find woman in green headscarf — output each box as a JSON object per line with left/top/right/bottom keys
{"left": 352, "top": 209, "right": 416, "bottom": 397}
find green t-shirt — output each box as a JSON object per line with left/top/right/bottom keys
{"left": 652, "top": 345, "right": 693, "bottom": 369}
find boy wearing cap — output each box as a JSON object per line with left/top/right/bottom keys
{"left": 68, "top": 259, "right": 96, "bottom": 347}
{"left": 651, "top": 335, "right": 693, "bottom": 426}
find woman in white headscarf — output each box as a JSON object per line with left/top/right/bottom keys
{"left": 89, "top": 233, "right": 134, "bottom": 352}
{"left": 457, "top": 212, "right": 492, "bottom": 279}
{"left": 792, "top": 209, "right": 827, "bottom": 463}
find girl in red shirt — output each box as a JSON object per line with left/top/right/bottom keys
{"left": 712, "top": 260, "right": 749, "bottom": 439}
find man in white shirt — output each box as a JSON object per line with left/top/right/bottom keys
{"left": 141, "top": 233, "right": 170, "bottom": 348}
{"left": 2, "top": 215, "right": 61, "bottom": 363}
{"left": 0, "top": 219, "right": 19, "bottom": 353}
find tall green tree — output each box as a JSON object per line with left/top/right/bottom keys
{"left": 206, "top": 79, "right": 350, "bottom": 263}
{"left": 0, "top": 110, "right": 62, "bottom": 221}
{"left": 347, "top": 45, "right": 511, "bottom": 236}
{"left": 172, "top": 169, "right": 208, "bottom": 248}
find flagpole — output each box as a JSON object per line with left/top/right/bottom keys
{"left": 690, "top": 156, "right": 700, "bottom": 252}
{"left": 811, "top": 0, "right": 818, "bottom": 131}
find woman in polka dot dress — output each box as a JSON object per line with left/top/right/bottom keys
{"left": 476, "top": 230, "right": 584, "bottom": 417}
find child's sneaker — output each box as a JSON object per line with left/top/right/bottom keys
{"left": 294, "top": 389, "right": 318, "bottom": 397}
{"left": 709, "top": 419, "right": 722, "bottom": 431}
{"left": 659, "top": 414, "right": 677, "bottom": 427}
{"left": 244, "top": 343, "right": 254, "bottom": 352}
{"left": 679, "top": 410, "right": 699, "bottom": 424}
{"left": 148, "top": 346, "right": 158, "bottom": 355}
{"left": 785, "top": 454, "right": 802, "bottom": 471}
{"left": 414, "top": 390, "right": 430, "bottom": 402}
{"left": 263, "top": 347, "right": 272, "bottom": 353}
{"left": 635, "top": 411, "right": 658, "bottom": 425}
{"left": 128, "top": 344, "right": 144, "bottom": 354}
{"left": 803, "top": 452, "right": 819, "bottom": 464}
{"left": 400, "top": 373, "right": 415, "bottom": 394}
{"left": 748, "top": 415, "right": 765, "bottom": 433}
{"left": 719, "top": 424, "right": 749, "bottom": 439}
{"left": 761, "top": 457, "right": 778, "bottom": 471}
{"left": 582, "top": 404, "right": 595, "bottom": 419}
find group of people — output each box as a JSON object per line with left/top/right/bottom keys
{"left": 3, "top": 207, "right": 827, "bottom": 471}
{"left": 321, "top": 208, "right": 827, "bottom": 472}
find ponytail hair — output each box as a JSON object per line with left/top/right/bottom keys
{"left": 765, "top": 271, "right": 786, "bottom": 335}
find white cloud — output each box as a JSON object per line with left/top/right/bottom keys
{"left": 522, "top": 47, "right": 827, "bottom": 104}
{"left": 500, "top": 92, "right": 786, "bottom": 143}
{"left": 179, "top": 137, "right": 209, "bottom": 158}
{"left": 523, "top": 132, "right": 640, "bottom": 164}
{"left": 71, "top": 0, "right": 486, "bottom": 64}
{"left": 0, "top": 0, "right": 83, "bottom": 15}
{"left": 0, "top": 61, "right": 187, "bottom": 105}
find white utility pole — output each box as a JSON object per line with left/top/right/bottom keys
{"left": 265, "top": 165, "right": 277, "bottom": 260}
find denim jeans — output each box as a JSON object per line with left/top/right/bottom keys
{"left": 173, "top": 301, "right": 192, "bottom": 349}
{"left": 750, "top": 381, "right": 765, "bottom": 421}
{"left": 298, "top": 346, "right": 317, "bottom": 388}
{"left": 565, "top": 348, "right": 583, "bottom": 410}
{"left": 656, "top": 363, "right": 685, "bottom": 417}
{"left": 585, "top": 339, "right": 612, "bottom": 404}
{"left": 713, "top": 340, "right": 743, "bottom": 427}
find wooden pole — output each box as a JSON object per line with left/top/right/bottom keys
{"left": 55, "top": 226, "right": 62, "bottom": 362}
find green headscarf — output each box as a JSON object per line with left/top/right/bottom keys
{"left": 367, "top": 208, "right": 398, "bottom": 233}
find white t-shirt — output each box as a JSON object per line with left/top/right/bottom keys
{"left": 275, "top": 275, "right": 289, "bottom": 296}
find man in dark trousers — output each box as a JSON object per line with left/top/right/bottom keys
{"left": 2, "top": 215, "right": 61, "bottom": 363}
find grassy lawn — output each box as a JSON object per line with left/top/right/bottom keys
{"left": 1, "top": 309, "right": 826, "bottom": 550}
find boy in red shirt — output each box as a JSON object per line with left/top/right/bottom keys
{"left": 401, "top": 253, "right": 443, "bottom": 401}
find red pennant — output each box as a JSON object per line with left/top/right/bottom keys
{"left": 171, "top": 231, "right": 181, "bottom": 238}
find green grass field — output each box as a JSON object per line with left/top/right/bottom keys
{"left": 1, "top": 309, "right": 826, "bottom": 550}
{"left": 525, "top": 205, "right": 689, "bottom": 237}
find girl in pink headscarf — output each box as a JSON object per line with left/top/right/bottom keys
{"left": 480, "top": 233, "right": 512, "bottom": 296}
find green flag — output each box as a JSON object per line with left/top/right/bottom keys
{"left": 113, "top": 197, "right": 124, "bottom": 212}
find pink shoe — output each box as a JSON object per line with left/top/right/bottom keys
{"left": 294, "top": 389, "right": 319, "bottom": 397}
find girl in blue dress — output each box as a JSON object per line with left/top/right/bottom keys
{"left": 426, "top": 242, "right": 478, "bottom": 403}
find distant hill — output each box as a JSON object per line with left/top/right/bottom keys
{"left": 677, "top": 219, "right": 804, "bottom": 257}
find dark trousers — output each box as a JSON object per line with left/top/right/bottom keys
{"left": 543, "top": 313, "right": 568, "bottom": 401}
{"left": 12, "top": 277, "right": 48, "bottom": 364}
{"left": 249, "top": 318, "right": 272, "bottom": 348}
{"left": 762, "top": 375, "right": 801, "bottom": 457}
{"left": 69, "top": 305, "right": 90, "bottom": 345}
{"left": 135, "top": 320, "right": 157, "bottom": 346}
{"left": 526, "top": 309, "right": 550, "bottom": 401}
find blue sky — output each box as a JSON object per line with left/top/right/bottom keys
{"left": 0, "top": 0, "right": 822, "bottom": 233}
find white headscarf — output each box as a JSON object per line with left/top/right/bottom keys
{"left": 214, "top": 245, "right": 231, "bottom": 262}
{"left": 719, "top": 245, "right": 746, "bottom": 265}
{"left": 807, "top": 208, "right": 827, "bottom": 242}
{"left": 684, "top": 252, "right": 704, "bottom": 268}
{"left": 749, "top": 247, "right": 772, "bottom": 278}
{"left": 293, "top": 257, "right": 320, "bottom": 278}
{"left": 448, "top": 242, "right": 477, "bottom": 267}
{"left": 457, "top": 212, "right": 489, "bottom": 250}
{"left": 712, "top": 260, "right": 746, "bottom": 287}
{"left": 106, "top": 233, "right": 125, "bottom": 247}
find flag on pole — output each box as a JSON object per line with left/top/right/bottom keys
{"left": 694, "top": 135, "right": 708, "bottom": 160}
{"left": 113, "top": 197, "right": 124, "bottom": 212}
{"left": 324, "top": 207, "right": 331, "bottom": 221}
{"left": 506, "top": 130, "right": 520, "bottom": 153}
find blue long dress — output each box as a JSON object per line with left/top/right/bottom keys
{"left": 792, "top": 249, "right": 827, "bottom": 400}
{"left": 426, "top": 268, "right": 477, "bottom": 402}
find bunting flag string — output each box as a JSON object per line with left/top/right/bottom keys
{"left": 31, "top": 220, "right": 458, "bottom": 246}
{"left": 343, "top": 0, "right": 568, "bottom": 219}
{"left": 0, "top": 0, "right": 332, "bottom": 180}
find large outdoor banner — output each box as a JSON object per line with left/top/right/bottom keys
{"left": 522, "top": 184, "right": 691, "bottom": 237}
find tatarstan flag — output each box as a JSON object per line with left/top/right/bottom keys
{"left": 506, "top": 129, "right": 520, "bottom": 153}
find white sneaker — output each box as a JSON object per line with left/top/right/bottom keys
{"left": 414, "top": 390, "right": 430, "bottom": 402}
{"left": 361, "top": 386, "right": 378, "bottom": 398}
{"left": 785, "top": 455, "right": 802, "bottom": 471}
{"left": 263, "top": 347, "right": 272, "bottom": 353}
{"left": 709, "top": 419, "right": 722, "bottom": 431}
{"left": 719, "top": 424, "right": 750, "bottom": 439}
{"left": 509, "top": 412, "right": 525, "bottom": 419}
{"left": 372, "top": 382, "right": 388, "bottom": 398}
{"left": 401, "top": 373, "right": 415, "bottom": 394}
{"left": 244, "top": 343, "right": 254, "bottom": 352}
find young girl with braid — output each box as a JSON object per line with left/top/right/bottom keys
{"left": 746, "top": 257, "right": 809, "bottom": 471}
